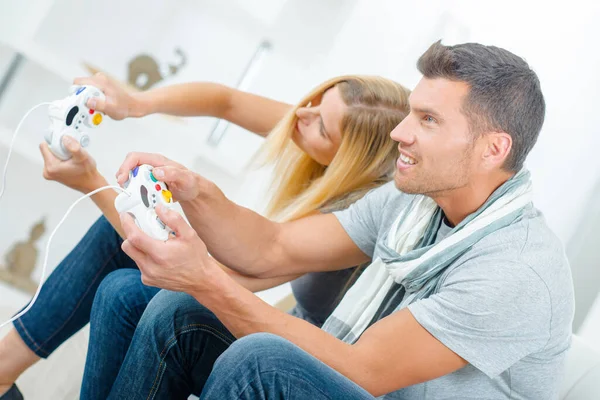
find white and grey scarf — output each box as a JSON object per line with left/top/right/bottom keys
{"left": 322, "top": 169, "right": 533, "bottom": 343}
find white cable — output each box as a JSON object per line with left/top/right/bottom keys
{"left": 0, "top": 102, "right": 53, "bottom": 203}
{"left": 0, "top": 185, "right": 130, "bottom": 329}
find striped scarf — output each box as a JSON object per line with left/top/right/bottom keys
{"left": 321, "top": 169, "right": 533, "bottom": 343}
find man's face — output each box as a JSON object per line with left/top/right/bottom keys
{"left": 390, "top": 78, "right": 480, "bottom": 197}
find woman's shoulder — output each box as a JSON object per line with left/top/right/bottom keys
{"left": 320, "top": 180, "right": 400, "bottom": 213}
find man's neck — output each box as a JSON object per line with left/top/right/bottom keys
{"left": 432, "top": 171, "right": 514, "bottom": 227}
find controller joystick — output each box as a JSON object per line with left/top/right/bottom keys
{"left": 115, "top": 164, "right": 179, "bottom": 241}
{"left": 46, "top": 85, "right": 105, "bottom": 160}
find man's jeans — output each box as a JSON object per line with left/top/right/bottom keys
{"left": 101, "top": 289, "right": 375, "bottom": 399}
{"left": 200, "top": 333, "right": 376, "bottom": 399}
{"left": 12, "top": 216, "right": 375, "bottom": 399}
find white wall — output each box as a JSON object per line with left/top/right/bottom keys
{"left": 314, "top": 0, "right": 600, "bottom": 245}
{"left": 1, "top": 1, "right": 600, "bottom": 397}
{"left": 313, "top": 0, "right": 600, "bottom": 338}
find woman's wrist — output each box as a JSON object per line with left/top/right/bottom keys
{"left": 80, "top": 173, "right": 109, "bottom": 194}
{"left": 130, "top": 92, "right": 152, "bottom": 118}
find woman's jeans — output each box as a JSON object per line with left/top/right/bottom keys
{"left": 12, "top": 216, "right": 374, "bottom": 399}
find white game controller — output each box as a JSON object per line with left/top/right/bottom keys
{"left": 45, "top": 85, "right": 105, "bottom": 160}
{"left": 115, "top": 164, "right": 178, "bottom": 241}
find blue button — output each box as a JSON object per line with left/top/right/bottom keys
{"left": 75, "top": 86, "right": 86, "bottom": 95}
{"left": 132, "top": 166, "right": 139, "bottom": 177}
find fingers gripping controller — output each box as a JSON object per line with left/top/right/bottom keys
{"left": 115, "top": 164, "right": 178, "bottom": 241}
{"left": 46, "top": 85, "right": 105, "bottom": 160}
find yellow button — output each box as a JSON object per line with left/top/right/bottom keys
{"left": 161, "top": 190, "right": 173, "bottom": 203}
{"left": 92, "top": 113, "right": 103, "bottom": 126}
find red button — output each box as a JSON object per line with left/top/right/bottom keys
{"left": 155, "top": 184, "right": 161, "bottom": 191}
{"left": 89, "top": 109, "right": 94, "bottom": 114}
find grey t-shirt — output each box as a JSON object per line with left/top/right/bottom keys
{"left": 333, "top": 182, "right": 575, "bottom": 400}
{"left": 288, "top": 187, "right": 379, "bottom": 327}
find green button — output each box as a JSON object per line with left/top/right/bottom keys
{"left": 150, "top": 172, "right": 158, "bottom": 182}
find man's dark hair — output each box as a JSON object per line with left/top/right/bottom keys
{"left": 417, "top": 40, "right": 545, "bottom": 172}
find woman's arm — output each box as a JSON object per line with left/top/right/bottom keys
{"left": 39, "top": 140, "right": 125, "bottom": 238}
{"left": 85, "top": 176, "right": 124, "bottom": 238}
{"left": 74, "top": 74, "right": 292, "bottom": 138}
{"left": 136, "top": 83, "right": 292, "bottom": 137}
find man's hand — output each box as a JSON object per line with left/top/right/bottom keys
{"left": 120, "top": 205, "right": 217, "bottom": 293}
{"left": 116, "top": 152, "right": 203, "bottom": 202}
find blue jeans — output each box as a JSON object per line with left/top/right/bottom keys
{"left": 201, "top": 333, "right": 375, "bottom": 399}
{"left": 14, "top": 216, "right": 374, "bottom": 399}
{"left": 12, "top": 216, "right": 137, "bottom": 358}
{"left": 99, "top": 290, "right": 374, "bottom": 399}
{"left": 11, "top": 216, "right": 159, "bottom": 399}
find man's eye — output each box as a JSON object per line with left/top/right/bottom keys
{"left": 423, "top": 115, "right": 437, "bottom": 124}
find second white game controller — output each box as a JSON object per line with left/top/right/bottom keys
{"left": 45, "top": 85, "right": 105, "bottom": 160}
{"left": 115, "top": 164, "right": 178, "bottom": 241}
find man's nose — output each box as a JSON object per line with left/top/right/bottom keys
{"left": 390, "top": 116, "right": 415, "bottom": 146}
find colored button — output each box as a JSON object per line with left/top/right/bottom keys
{"left": 92, "top": 113, "right": 103, "bottom": 125}
{"left": 150, "top": 172, "right": 158, "bottom": 182}
{"left": 155, "top": 184, "right": 161, "bottom": 191}
{"left": 89, "top": 109, "right": 94, "bottom": 114}
{"left": 161, "top": 190, "right": 172, "bottom": 203}
{"left": 132, "top": 166, "right": 139, "bottom": 177}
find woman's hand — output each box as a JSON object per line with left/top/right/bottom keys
{"left": 73, "top": 73, "right": 143, "bottom": 120}
{"left": 120, "top": 205, "right": 218, "bottom": 294}
{"left": 116, "top": 152, "right": 205, "bottom": 202}
{"left": 39, "top": 136, "right": 106, "bottom": 193}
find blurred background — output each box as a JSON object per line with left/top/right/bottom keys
{"left": 0, "top": 0, "right": 599, "bottom": 398}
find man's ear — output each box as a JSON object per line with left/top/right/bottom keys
{"left": 481, "top": 132, "right": 512, "bottom": 169}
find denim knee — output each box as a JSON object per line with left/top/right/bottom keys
{"left": 90, "top": 269, "right": 145, "bottom": 325}
{"left": 214, "top": 333, "right": 291, "bottom": 371}
{"left": 88, "top": 215, "right": 124, "bottom": 252}
{"left": 135, "top": 290, "right": 229, "bottom": 346}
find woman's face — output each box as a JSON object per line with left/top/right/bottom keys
{"left": 293, "top": 86, "right": 346, "bottom": 166}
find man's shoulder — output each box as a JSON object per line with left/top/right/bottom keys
{"left": 472, "top": 204, "right": 568, "bottom": 273}
{"left": 444, "top": 203, "right": 573, "bottom": 314}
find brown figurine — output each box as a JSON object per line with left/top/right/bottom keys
{"left": 0, "top": 218, "right": 46, "bottom": 294}
{"left": 128, "top": 48, "right": 187, "bottom": 91}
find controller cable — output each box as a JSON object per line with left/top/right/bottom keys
{"left": 0, "top": 103, "right": 130, "bottom": 329}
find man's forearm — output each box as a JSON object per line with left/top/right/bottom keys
{"left": 180, "top": 177, "right": 283, "bottom": 277}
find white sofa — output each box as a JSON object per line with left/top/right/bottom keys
{"left": 560, "top": 335, "right": 600, "bottom": 400}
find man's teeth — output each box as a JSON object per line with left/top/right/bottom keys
{"left": 399, "top": 153, "right": 416, "bottom": 165}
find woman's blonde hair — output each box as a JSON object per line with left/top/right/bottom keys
{"left": 259, "top": 75, "right": 411, "bottom": 222}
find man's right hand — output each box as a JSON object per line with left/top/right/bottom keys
{"left": 73, "top": 73, "right": 143, "bottom": 120}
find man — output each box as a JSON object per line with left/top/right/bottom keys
{"left": 108, "top": 40, "right": 574, "bottom": 399}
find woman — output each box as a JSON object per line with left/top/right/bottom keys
{"left": 0, "top": 73, "right": 410, "bottom": 399}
